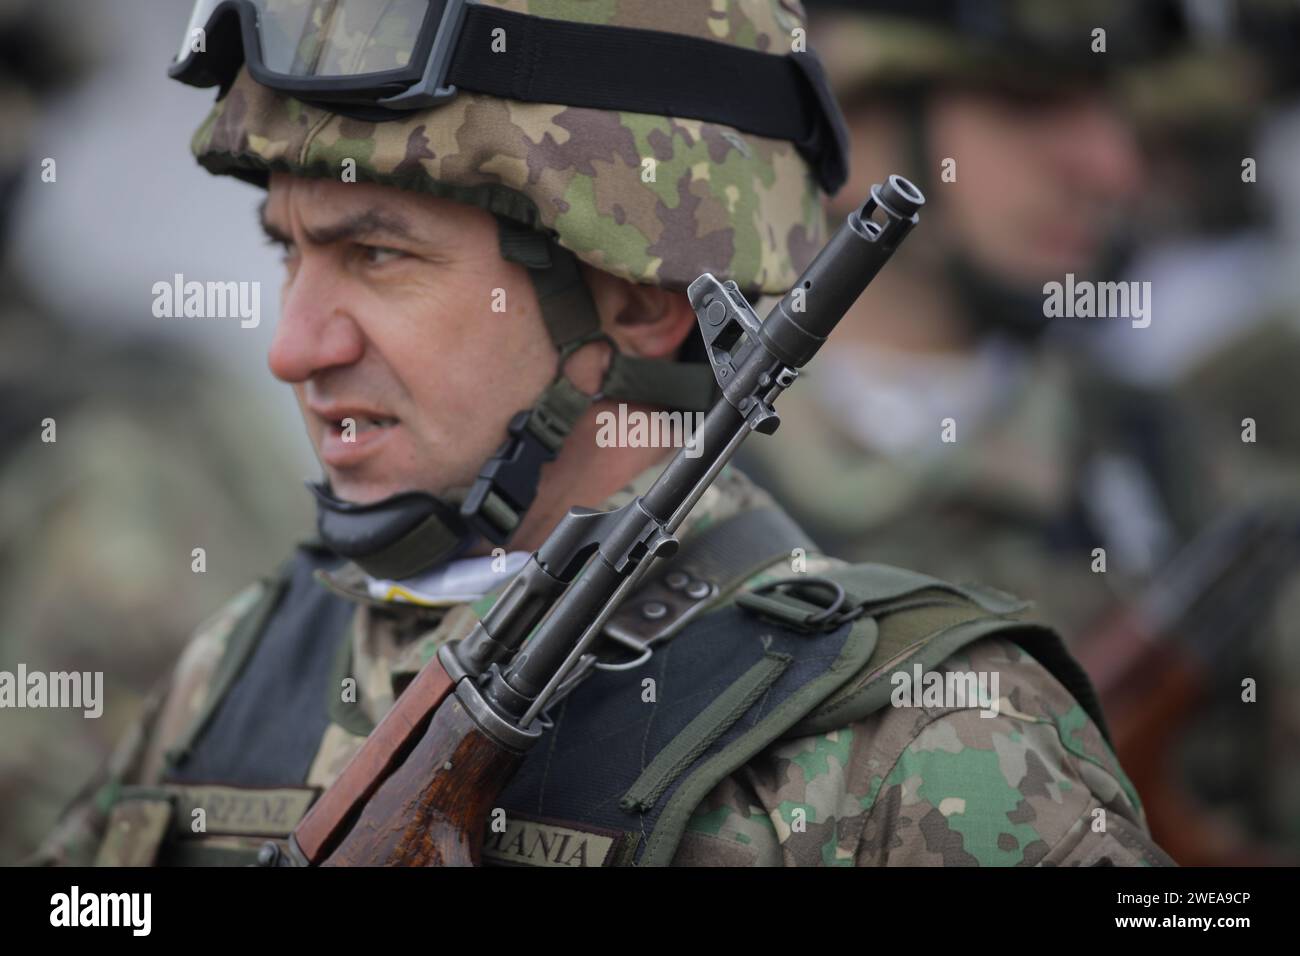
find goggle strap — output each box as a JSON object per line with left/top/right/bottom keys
{"left": 178, "top": 1, "right": 848, "bottom": 192}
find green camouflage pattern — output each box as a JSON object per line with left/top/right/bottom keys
{"left": 0, "top": 281, "right": 314, "bottom": 864}
{"left": 678, "top": 634, "right": 1162, "bottom": 865}
{"left": 734, "top": 348, "right": 1214, "bottom": 643}
{"left": 189, "top": 0, "right": 828, "bottom": 294}
{"left": 732, "top": 326, "right": 1300, "bottom": 862}
{"left": 31, "top": 462, "right": 1165, "bottom": 867}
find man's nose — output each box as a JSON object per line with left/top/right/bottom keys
{"left": 267, "top": 256, "right": 366, "bottom": 383}
{"left": 1055, "top": 97, "right": 1145, "bottom": 202}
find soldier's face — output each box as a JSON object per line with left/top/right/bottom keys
{"left": 835, "top": 85, "right": 1144, "bottom": 288}
{"left": 927, "top": 86, "right": 1145, "bottom": 285}
{"left": 261, "top": 173, "right": 556, "bottom": 505}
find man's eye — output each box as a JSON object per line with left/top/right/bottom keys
{"left": 362, "top": 245, "right": 405, "bottom": 266}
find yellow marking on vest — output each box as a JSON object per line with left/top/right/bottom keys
{"left": 380, "top": 585, "right": 443, "bottom": 607}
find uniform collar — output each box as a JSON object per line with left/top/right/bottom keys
{"left": 315, "top": 455, "right": 750, "bottom": 610}
{"left": 310, "top": 459, "right": 779, "bottom": 729}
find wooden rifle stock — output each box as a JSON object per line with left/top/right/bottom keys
{"left": 1076, "top": 505, "right": 1300, "bottom": 866}
{"left": 322, "top": 692, "right": 523, "bottom": 866}
{"left": 293, "top": 658, "right": 458, "bottom": 864}
{"left": 1078, "top": 610, "right": 1239, "bottom": 864}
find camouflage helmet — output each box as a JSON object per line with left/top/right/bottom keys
{"left": 806, "top": 0, "right": 1190, "bottom": 95}
{"left": 176, "top": 0, "right": 844, "bottom": 577}
{"left": 188, "top": 0, "right": 832, "bottom": 297}
{"left": 805, "top": 0, "right": 1265, "bottom": 128}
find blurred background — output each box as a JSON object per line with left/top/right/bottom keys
{"left": 738, "top": 0, "right": 1300, "bottom": 866}
{"left": 3, "top": 0, "right": 1299, "bottom": 865}
{"left": 1, "top": 0, "right": 315, "bottom": 863}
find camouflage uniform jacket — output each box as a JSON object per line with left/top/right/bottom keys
{"left": 32, "top": 465, "right": 1170, "bottom": 866}
{"left": 736, "top": 346, "right": 1217, "bottom": 643}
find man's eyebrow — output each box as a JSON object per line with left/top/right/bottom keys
{"left": 256, "top": 199, "right": 418, "bottom": 246}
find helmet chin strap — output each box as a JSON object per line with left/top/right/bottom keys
{"left": 944, "top": 250, "right": 1057, "bottom": 343}
{"left": 942, "top": 217, "right": 1138, "bottom": 344}
{"left": 311, "top": 221, "right": 719, "bottom": 581}
{"left": 309, "top": 481, "right": 477, "bottom": 580}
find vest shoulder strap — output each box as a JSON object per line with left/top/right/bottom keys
{"left": 734, "top": 563, "right": 1112, "bottom": 743}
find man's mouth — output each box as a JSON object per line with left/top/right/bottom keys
{"left": 310, "top": 405, "right": 402, "bottom": 467}
{"left": 328, "top": 415, "right": 399, "bottom": 435}
{"left": 310, "top": 402, "right": 400, "bottom": 429}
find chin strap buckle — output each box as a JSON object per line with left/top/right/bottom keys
{"left": 460, "top": 362, "right": 599, "bottom": 545}
{"left": 460, "top": 408, "right": 560, "bottom": 545}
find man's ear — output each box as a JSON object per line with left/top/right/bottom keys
{"left": 583, "top": 265, "right": 697, "bottom": 360}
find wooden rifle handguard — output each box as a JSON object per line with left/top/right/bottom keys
{"left": 292, "top": 658, "right": 459, "bottom": 863}
{"left": 322, "top": 690, "right": 523, "bottom": 866}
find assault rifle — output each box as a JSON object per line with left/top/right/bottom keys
{"left": 285, "top": 176, "right": 925, "bottom": 866}
{"left": 1077, "top": 501, "right": 1300, "bottom": 865}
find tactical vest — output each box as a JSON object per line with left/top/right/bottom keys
{"left": 94, "top": 508, "right": 1110, "bottom": 867}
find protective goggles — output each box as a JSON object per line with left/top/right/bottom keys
{"left": 170, "top": 0, "right": 849, "bottom": 193}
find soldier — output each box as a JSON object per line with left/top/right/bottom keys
{"left": 736, "top": 0, "right": 1228, "bottom": 639}
{"left": 34, "top": 0, "right": 1169, "bottom": 867}
{"left": 736, "top": 0, "right": 1299, "bottom": 863}
{"left": 0, "top": 0, "right": 312, "bottom": 862}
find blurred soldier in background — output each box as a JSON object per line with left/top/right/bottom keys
{"left": 739, "top": 0, "right": 1225, "bottom": 638}
{"left": 0, "top": 0, "right": 312, "bottom": 862}
{"left": 1136, "top": 2, "right": 1300, "bottom": 861}
{"left": 735, "top": 0, "right": 1299, "bottom": 863}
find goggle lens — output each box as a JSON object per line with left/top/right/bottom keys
{"left": 258, "top": 0, "right": 430, "bottom": 78}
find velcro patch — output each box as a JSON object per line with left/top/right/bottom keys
{"left": 481, "top": 814, "right": 637, "bottom": 868}
{"left": 166, "top": 785, "right": 318, "bottom": 838}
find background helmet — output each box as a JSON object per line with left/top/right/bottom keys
{"left": 804, "top": 0, "right": 1275, "bottom": 338}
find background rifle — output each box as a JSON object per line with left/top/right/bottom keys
{"left": 287, "top": 176, "right": 925, "bottom": 866}
{"left": 1076, "top": 501, "right": 1300, "bottom": 866}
